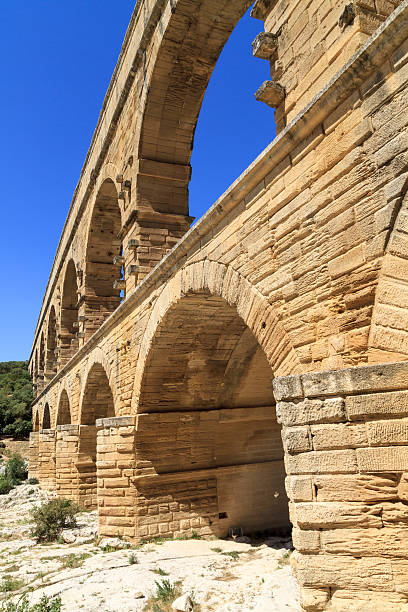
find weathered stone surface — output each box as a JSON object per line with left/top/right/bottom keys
{"left": 28, "top": 1, "right": 408, "bottom": 610}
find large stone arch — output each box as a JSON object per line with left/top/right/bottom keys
{"left": 60, "top": 258, "right": 79, "bottom": 366}
{"left": 45, "top": 305, "right": 58, "bottom": 382}
{"left": 130, "top": 260, "right": 299, "bottom": 538}
{"left": 132, "top": 260, "right": 300, "bottom": 411}
{"left": 369, "top": 176, "right": 408, "bottom": 363}
{"left": 83, "top": 178, "right": 123, "bottom": 339}
{"left": 136, "top": 0, "right": 253, "bottom": 212}
{"left": 74, "top": 361, "right": 116, "bottom": 508}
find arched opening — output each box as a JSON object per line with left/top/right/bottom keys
{"left": 33, "top": 410, "right": 39, "bottom": 433}
{"left": 136, "top": 291, "right": 290, "bottom": 539}
{"left": 42, "top": 403, "right": 51, "bottom": 430}
{"left": 60, "top": 259, "right": 79, "bottom": 366}
{"left": 45, "top": 306, "right": 58, "bottom": 381}
{"left": 78, "top": 363, "right": 115, "bottom": 508}
{"left": 33, "top": 349, "right": 39, "bottom": 396}
{"left": 84, "top": 180, "right": 122, "bottom": 340}
{"left": 56, "top": 390, "right": 71, "bottom": 426}
{"left": 38, "top": 333, "right": 45, "bottom": 393}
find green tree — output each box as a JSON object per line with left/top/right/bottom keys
{"left": 0, "top": 362, "right": 33, "bottom": 438}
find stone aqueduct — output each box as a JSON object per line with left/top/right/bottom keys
{"left": 29, "top": 0, "right": 408, "bottom": 608}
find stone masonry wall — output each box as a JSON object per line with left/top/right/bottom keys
{"left": 274, "top": 360, "right": 408, "bottom": 611}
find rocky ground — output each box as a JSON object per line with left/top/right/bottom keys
{"left": 0, "top": 484, "right": 300, "bottom": 611}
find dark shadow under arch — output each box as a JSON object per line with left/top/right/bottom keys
{"left": 84, "top": 179, "right": 122, "bottom": 339}
{"left": 42, "top": 403, "right": 51, "bottom": 430}
{"left": 60, "top": 259, "right": 79, "bottom": 366}
{"left": 56, "top": 390, "right": 71, "bottom": 426}
{"left": 136, "top": 290, "right": 290, "bottom": 537}
{"left": 77, "top": 362, "right": 115, "bottom": 509}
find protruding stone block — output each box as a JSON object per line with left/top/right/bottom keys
{"left": 255, "top": 81, "right": 285, "bottom": 108}
{"left": 252, "top": 32, "right": 278, "bottom": 59}
{"left": 113, "top": 279, "right": 126, "bottom": 290}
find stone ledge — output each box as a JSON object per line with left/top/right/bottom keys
{"left": 274, "top": 361, "right": 408, "bottom": 400}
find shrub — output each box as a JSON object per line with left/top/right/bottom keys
{"left": 0, "top": 594, "right": 61, "bottom": 612}
{"left": 155, "top": 580, "right": 177, "bottom": 604}
{"left": 5, "top": 454, "right": 27, "bottom": 485}
{"left": 129, "top": 553, "right": 138, "bottom": 565}
{"left": 27, "top": 478, "right": 39, "bottom": 485}
{"left": 0, "top": 576, "right": 24, "bottom": 592}
{"left": 0, "top": 475, "right": 14, "bottom": 495}
{"left": 30, "top": 498, "right": 79, "bottom": 542}
{"left": 0, "top": 441, "right": 6, "bottom": 449}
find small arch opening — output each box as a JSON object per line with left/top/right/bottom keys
{"left": 56, "top": 390, "right": 71, "bottom": 426}
{"left": 78, "top": 363, "right": 115, "bottom": 508}
{"left": 84, "top": 180, "right": 122, "bottom": 339}
{"left": 45, "top": 306, "right": 58, "bottom": 381}
{"left": 60, "top": 259, "right": 79, "bottom": 366}
{"left": 42, "top": 403, "right": 51, "bottom": 430}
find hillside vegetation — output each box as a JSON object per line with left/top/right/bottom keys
{"left": 0, "top": 361, "right": 33, "bottom": 438}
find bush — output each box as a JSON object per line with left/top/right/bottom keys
{"left": 0, "top": 362, "right": 33, "bottom": 439}
{"left": 0, "top": 594, "right": 61, "bottom": 612}
{"left": 30, "top": 498, "right": 79, "bottom": 542}
{"left": 0, "top": 441, "right": 6, "bottom": 449}
{"left": 5, "top": 454, "right": 27, "bottom": 485}
{"left": 0, "top": 475, "right": 14, "bottom": 495}
{"left": 27, "top": 478, "right": 39, "bottom": 485}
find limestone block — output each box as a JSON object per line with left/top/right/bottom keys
{"left": 381, "top": 501, "right": 408, "bottom": 526}
{"left": 292, "top": 528, "right": 321, "bottom": 552}
{"left": 314, "top": 473, "right": 399, "bottom": 502}
{"left": 321, "top": 527, "right": 408, "bottom": 557}
{"left": 330, "top": 589, "right": 408, "bottom": 610}
{"left": 302, "top": 362, "right": 408, "bottom": 397}
{"left": 299, "top": 587, "right": 330, "bottom": 611}
{"left": 346, "top": 390, "right": 408, "bottom": 420}
{"left": 356, "top": 446, "right": 408, "bottom": 472}
{"left": 285, "top": 475, "right": 314, "bottom": 501}
{"left": 292, "top": 551, "right": 394, "bottom": 590}
{"left": 277, "top": 397, "right": 345, "bottom": 426}
{"left": 286, "top": 449, "right": 357, "bottom": 474}
{"left": 273, "top": 374, "right": 303, "bottom": 401}
{"left": 367, "top": 418, "right": 408, "bottom": 446}
{"left": 283, "top": 426, "right": 311, "bottom": 453}
{"left": 310, "top": 422, "right": 367, "bottom": 450}
{"left": 292, "top": 501, "right": 383, "bottom": 529}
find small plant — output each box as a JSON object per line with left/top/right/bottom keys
{"left": 277, "top": 550, "right": 291, "bottom": 569}
{"left": 0, "top": 576, "right": 24, "bottom": 592}
{"left": 191, "top": 531, "right": 200, "bottom": 539}
{"left": 0, "top": 594, "right": 62, "bottom": 612}
{"left": 0, "top": 475, "right": 14, "bottom": 495}
{"left": 210, "top": 547, "right": 222, "bottom": 553}
{"left": 155, "top": 580, "right": 176, "bottom": 604}
{"left": 222, "top": 551, "right": 241, "bottom": 560}
{"left": 28, "top": 489, "right": 34, "bottom": 495}
{"left": 153, "top": 567, "right": 168, "bottom": 576}
{"left": 0, "top": 441, "right": 6, "bottom": 449}
{"left": 30, "top": 498, "right": 79, "bottom": 542}
{"left": 102, "top": 544, "right": 116, "bottom": 553}
{"left": 60, "top": 553, "right": 91, "bottom": 569}
{"left": 129, "top": 553, "right": 138, "bottom": 565}
{"left": 27, "top": 478, "right": 39, "bottom": 485}
{"left": 5, "top": 454, "right": 27, "bottom": 485}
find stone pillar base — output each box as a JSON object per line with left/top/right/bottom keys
{"left": 274, "top": 361, "right": 408, "bottom": 611}
{"left": 96, "top": 416, "right": 137, "bottom": 540}
{"left": 38, "top": 429, "right": 56, "bottom": 491}
{"left": 28, "top": 431, "right": 39, "bottom": 481}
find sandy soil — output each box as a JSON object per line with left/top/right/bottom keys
{"left": 0, "top": 484, "right": 300, "bottom": 611}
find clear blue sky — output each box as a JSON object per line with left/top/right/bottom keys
{"left": 0, "top": 2, "right": 276, "bottom": 362}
